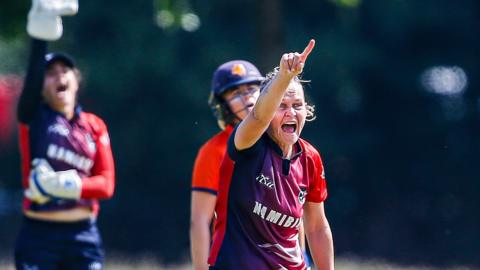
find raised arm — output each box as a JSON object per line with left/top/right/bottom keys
{"left": 17, "top": 38, "right": 47, "bottom": 123}
{"left": 234, "top": 39, "right": 315, "bottom": 150}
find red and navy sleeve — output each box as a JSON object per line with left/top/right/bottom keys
{"left": 306, "top": 145, "right": 328, "bottom": 203}
{"left": 80, "top": 114, "right": 115, "bottom": 199}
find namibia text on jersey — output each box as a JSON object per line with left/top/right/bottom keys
{"left": 253, "top": 201, "right": 301, "bottom": 228}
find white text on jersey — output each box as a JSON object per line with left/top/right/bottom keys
{"left": 253, "top": 201, "right": 301, "bottom": 228}
{"left": 47, "top": 143, "right": 94, "bottom": 172}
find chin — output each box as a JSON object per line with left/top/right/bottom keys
{"left": 282, "top": 133, "right": 299, "bottom": 145}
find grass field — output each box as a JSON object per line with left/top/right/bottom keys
{"left": 1, "top": 257, "right": 472, "bottom": 270}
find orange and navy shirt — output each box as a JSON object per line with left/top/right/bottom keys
{"left": 191, "top": 125, "right": 234, "bottom": 195}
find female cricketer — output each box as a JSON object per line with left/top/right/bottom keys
{"left": 208, "top": 40, "right": 334, "bottom": 270}
{"left": 190, "top": 60, "right": 264, "bottom": 270}
{"left": 14, "top": 2, "right": 115, "bottom": 269}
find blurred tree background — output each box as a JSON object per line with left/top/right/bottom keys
{"left": 1, "top": 0, "right": 479, "bottom": 267}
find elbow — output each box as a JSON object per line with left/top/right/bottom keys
{"left": 101, "top": 173, "right": 115, "bottom": 199}
{"left": 96, "top": 177, "right": 115, "bottom": 199}
{"left": 102, "top": 183, "right": 115, "bottom": 199}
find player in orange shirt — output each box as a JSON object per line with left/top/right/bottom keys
{"left": 190, "top": 60, "right": 264, "bottom": 270}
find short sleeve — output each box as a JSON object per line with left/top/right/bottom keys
{"left": 227, "top": 126, "right": 264, "bottom": 161}
{"left": 191, "top": 138, "right": 227, "bottom": 195}
{"left": 306, "top": 150, "right": 328, "bottom": 203}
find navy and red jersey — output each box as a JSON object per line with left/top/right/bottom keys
{"left": 191, "top": 125, "right": 233, "bottom": 195}
{"left": 17, "top": 39, "right": 115, "bottom": 216}
{"left": 208, "top": 128, "right": 327, "bottom": 270}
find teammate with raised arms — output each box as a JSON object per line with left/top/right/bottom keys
{"left": 14, "top": 1, "right": 115, "bottom": 269}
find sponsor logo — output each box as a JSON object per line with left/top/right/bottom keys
{"left": 298, "top": 187, "right": 307, "bottom": 205}
{"left": 252, "top": 201, "right": 301, "bottom": 228}
{"left": 231, "top": 63, "right": 246, "bottom": 76}
{"left": 48, "top": 123, "right": 69, "bottom": 136}
{"left": 99, "top": 133, "right": 110, "bottom": 146}
{"left": 89, "top": 261, "right": 103, "bottom": 270}
{"left": 256, "top": 174, "right": 274, "bottom": 189}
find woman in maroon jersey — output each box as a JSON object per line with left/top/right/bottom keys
{"left": 208, "top": 40, "right": 334, "bottom": 270}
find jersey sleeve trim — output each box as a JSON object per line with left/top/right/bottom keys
{"left": 191, "top": 187, "right": 218, "bottom": 195}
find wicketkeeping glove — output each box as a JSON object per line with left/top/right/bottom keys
{"left": 30, "top": 158, "right": 83, "bottom": 200}
{"left": 25, "top": 172, "right": 51, "bottom": 204}
{"left": 27, "top": 0, "right": 79, "bottom": 41}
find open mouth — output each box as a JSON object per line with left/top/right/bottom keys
{"left": 281, "top": 122, "right": 297, "bottom": 133}
{"left": 56, "top": 85, "right": 67, "bottom": 92}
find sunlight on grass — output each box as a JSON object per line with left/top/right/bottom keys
{"left": 1, "top": 257, "right": 472, "bottom": 269}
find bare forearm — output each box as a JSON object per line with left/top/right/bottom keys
{"left": 307, "top": 226, "right": 334, "bottom": 270}
{"left": 190, "top": 221, "right": 211, "bottom": 270}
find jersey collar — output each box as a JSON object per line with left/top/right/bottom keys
{"left": 265, "top": 134, "right": 303, "bottom": 160}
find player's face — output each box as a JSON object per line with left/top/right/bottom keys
{"left": 267, "top": 81, "right": 307, "bottom": 147}
{"left": 222, "top": 83, "right": 260, "bottom": 121}
{"left": 42, "top": 61, "right": 79, "bottom": 111}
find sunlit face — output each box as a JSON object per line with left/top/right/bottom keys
{"left": 42, "top": 61, "right": 79, "bottom": 111}
{"left": 267, "top": 80, "right": 307, "bottom": 147}
{"left": 222, "top": 83, "right": 260, "bottom": 121}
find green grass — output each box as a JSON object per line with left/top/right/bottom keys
{"left": 1, "top": 257, "right": 472, "bottom": 269}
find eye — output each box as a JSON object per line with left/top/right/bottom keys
{"left": 279, "top": 103, "right": 287, "bottom": 110}
{"left": 293, "top": 103, "right": 304, "bottom": 110}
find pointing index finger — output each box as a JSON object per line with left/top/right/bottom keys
{"left": 299, "top": 39, "right": 315, "bottom": 62}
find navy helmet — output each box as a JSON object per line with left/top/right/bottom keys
{"left": 211, "top": 60, "right": 264, "bottom": 96}
{"left": 209, "top": 60, "right": 264, "bottom": 130}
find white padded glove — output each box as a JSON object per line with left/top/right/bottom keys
{"left": 30, "top": 158, "right": 83, "bottom": 200}
{"left": 25, "top": 173, "right": 51, "bottom": 204}
{"left": 27, "top": 0, "right": 79, "bottom": 41}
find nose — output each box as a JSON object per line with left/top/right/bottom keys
{"left": 242, "top": 92, "right": 255, "bottom": 102}
{"left": 285, "top": 106, "right": 296, "bottom": 116}
{"left": 244, "top": 94, "right": 255, "bottom": 103}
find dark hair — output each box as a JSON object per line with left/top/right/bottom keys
{"left": 261, "top": 67, "right": 316, "bottom": 121}
{"left": 208, "top": 90, "right": 237, "bottom": 130}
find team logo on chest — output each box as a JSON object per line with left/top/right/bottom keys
{"left": 256, "top": 174, "right": 275, "bottom": 189}
{"left": 48, "top": 123, "right": 69, "bottom": 137}
{"left": 298, "top": 187, "right": 307, "bottom": 205}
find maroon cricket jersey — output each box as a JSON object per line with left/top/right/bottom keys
{"left": 209, "top": 128, "right": 328, "bottom": 269}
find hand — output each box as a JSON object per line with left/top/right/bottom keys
{"left": 27, "top": 0, "right": 79, "bottom": 41}
{"left": 279, "top": 39, "right": 315, "bottom": 77}
{"left": 25, "top": 174, "right": 51, "bottom": 204}
{"left": 30, "top": 158, "right": 83, "bottom": 200}
{"left": 25, "top": 158, "right": 54, "bottom": 204}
